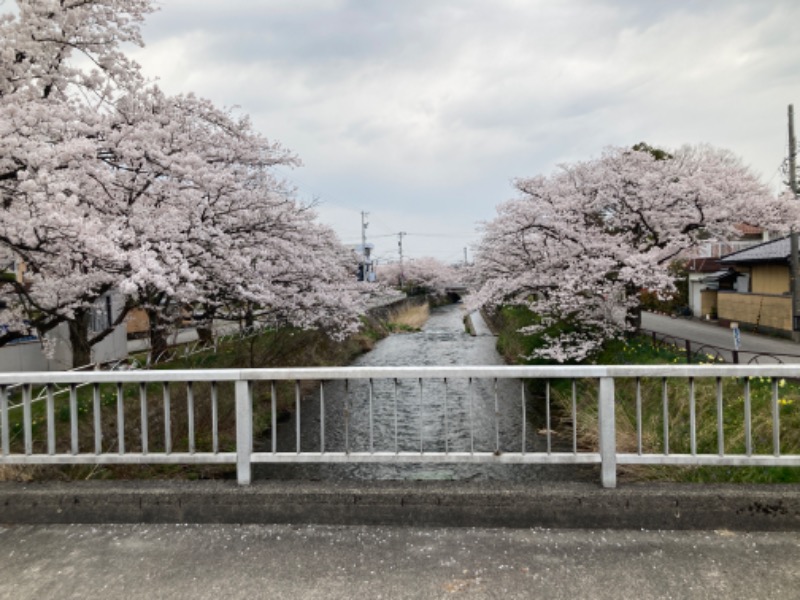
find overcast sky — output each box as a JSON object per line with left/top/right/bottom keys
{"left": 128, "top": 0, "right": 799, "bottom": 263}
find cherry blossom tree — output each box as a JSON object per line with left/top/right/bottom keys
{"left": 0, "top": 0, "right": 155, "bottom": 363}
{"left": 1, "top": 0, "right": 151, "bottom": 102}
{"left": 0, "top": 0, "right": 365, "bottom": 365}
{"left": 473, "top": 144, "right": 799, "bottom": 363}
{"left": 377, "top": 256, "right": 462, "bottom": 295}
{"left": 88, "top": 86, "right": 364, "bottom": 359}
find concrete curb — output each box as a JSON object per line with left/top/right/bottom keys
{"left": 2, "top": 480, "right": 800, "bottom": 530}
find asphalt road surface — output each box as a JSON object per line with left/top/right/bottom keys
{"left": 1, "top": 523, "right": 798, "bottom": 599}
{"left": 641, "top": 312, "right": 800, "bottom": 363}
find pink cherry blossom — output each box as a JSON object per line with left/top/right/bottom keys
{"left": 1, "top": 1, "right": 365, "bottom": 365}
{"left": 473, "top": 144, "right": 799, "bottom": 363}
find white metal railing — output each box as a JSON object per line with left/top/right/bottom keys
{"left": 1, "top": 365, "right": 799, "bottom": 488}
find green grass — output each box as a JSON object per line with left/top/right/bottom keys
{"left": 492, "top": 305, "right": 556, "bottom": 364}
{"left": 490, "top": 305, "right": 800, "bottom": 484}
{"left": 2, "top": 319, "right": 389, "bottom": 482}
{"left": 593, "top": 336, "right": 698, "bottom": 365}
{"left": 565, "top": 345, "right": 800, "bottom": 483}
{"left": 386, "top": 323, "right": 419, "bottom": 333}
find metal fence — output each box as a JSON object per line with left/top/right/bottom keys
{"left": 1, "top": 365, "right": 799, "bottom": 488}
{"left": 641, "top": 328, "right": 800, "bottom": 365}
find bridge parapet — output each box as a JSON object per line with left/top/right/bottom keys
{"left": 444, "top": 285, "right": 469, "bottom": 293}
{"left": 2, "top": 365, "right": 799, "bottom": 489}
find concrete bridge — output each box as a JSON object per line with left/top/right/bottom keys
{"left": 444, "top": 284, "right": 469, "bottom": 293}
{"left": 2, "top": 511, "right": 798, "bottom": 599}
{"left": 444, "top": 284, "right": 470, "bottom": 301}
{"left": 2, "top": 364, "right": 800, "bottom": 597}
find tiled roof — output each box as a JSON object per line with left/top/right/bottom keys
{"left": 719, "top": 236, "right": 790, "bottom": 264}
{"left": 734, "top": 223, "right": 764, "bottom": 236}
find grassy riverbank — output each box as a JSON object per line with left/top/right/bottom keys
{"left": 487, "top": 305, "right": 800, "bottom": 484}
{"left": 0, "top": 299, "right": 435, "bottom": 482}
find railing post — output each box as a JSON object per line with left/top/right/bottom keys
{"left": 598, "top": 377, "right": 617, "bottom": 489}
{"left": 235, "top": 380, "right": 252, "bottom": 485}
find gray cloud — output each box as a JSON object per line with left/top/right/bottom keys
{"left": 130, "top": 0, "right": 800, "bottom": 260}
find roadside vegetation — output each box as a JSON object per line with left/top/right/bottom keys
{"left": 0, "top": 299, "right": 439, "bottom": 482}
{"left": 0, "top": 311, "right": 395, "bottom": 482}
{"left": 488, "top": 305, "right": 800, "bottom": 484}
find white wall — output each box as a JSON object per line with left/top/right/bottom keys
{"left": 90, "top": 324, "right": 127, "bottom": 365}
{"left": 0, "top": 337, "right": 71, "bottom": 372}
{"left": 688, "top": 275, "right": 704, "bottom": 317}
{"left": 0, "top": 291, "right": 129, "bottom": 372}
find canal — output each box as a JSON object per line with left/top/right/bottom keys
{"left": 256, "top": 302, "right": 591, "bottom": 482}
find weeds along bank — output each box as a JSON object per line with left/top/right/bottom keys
{"left": 485, "top": 305, "right": 800, "bottom": 484}
{"left": 176, "top": 294, "right": 439, "bottom": 370}
{"left": 0, "top": 295, "right": 443, "bottom": 482}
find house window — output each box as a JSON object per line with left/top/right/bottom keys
{"left": 90, "top": 295, "right": 114, "bottom": 333}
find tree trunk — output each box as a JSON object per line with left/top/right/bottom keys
{"left": 244, "top": 307, "right": 255, "bottom": 331}
{"left": 626, "top": 302, "right": 643, "bottom": 332}
{"left": 196, "top": 304, "right": 216, "bottom": 346}
{"left": 197, "top": 324, "right": 214, "bottom": 346}
{"left": 248, "top": 334, "right": 257, "bottom": 368}
{"left": 146, "top": 307, "right": 170, "bottom": 362}
{"left": 68, "top": 309, "right": 92, "bottom": 368}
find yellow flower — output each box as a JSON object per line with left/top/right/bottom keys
{"left": 779, "top": 379, "right": 787, "bottom": 388}
{"left": 778, "top": 398, "right": 793, "bottom": 406}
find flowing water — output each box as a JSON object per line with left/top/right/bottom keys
{"left": 256, "top": 303, "right": 591, "bottom": 482}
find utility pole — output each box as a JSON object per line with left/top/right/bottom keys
{"left": 788, "top": 105, "right": 800, "bottom": 342}
{"left": 464, "top": 247, "right": 468, "bottom": 266}
{"left": 360, "top": 211, "right": 369, "bottom": 281}
{"left": 790, "top": 105, "right": 798, "bottom": 195}
{"left": 397, "top": 231, "right": 407, "bottom": 287}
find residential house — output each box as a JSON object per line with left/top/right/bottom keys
{"left": 686, "top": 257, "right": 733, "bottom": 319}
{"left": 0, "top": 253, "right": 127, "bottom": 371}
{"left": 716, "top": 236, "right": 793, "bottom": 337}
{"left": 685, "top": 224, "right": 768, "bottom": 319}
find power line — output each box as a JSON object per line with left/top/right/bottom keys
{"left": 406, "top": 232, "right": 477, "bottom": 239}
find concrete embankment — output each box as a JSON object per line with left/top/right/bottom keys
{"left": 1, "top": 480, "right": 799, "bottom": 531}
{"left": 366, "top": 293, "right": 429, "bottom": 322}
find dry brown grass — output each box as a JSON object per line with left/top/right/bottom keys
{"left": 0, "top": 465, "right": 38, "bottom": 482}
{"left": 387, "top": 303, "right": 430, "bottom": 331}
